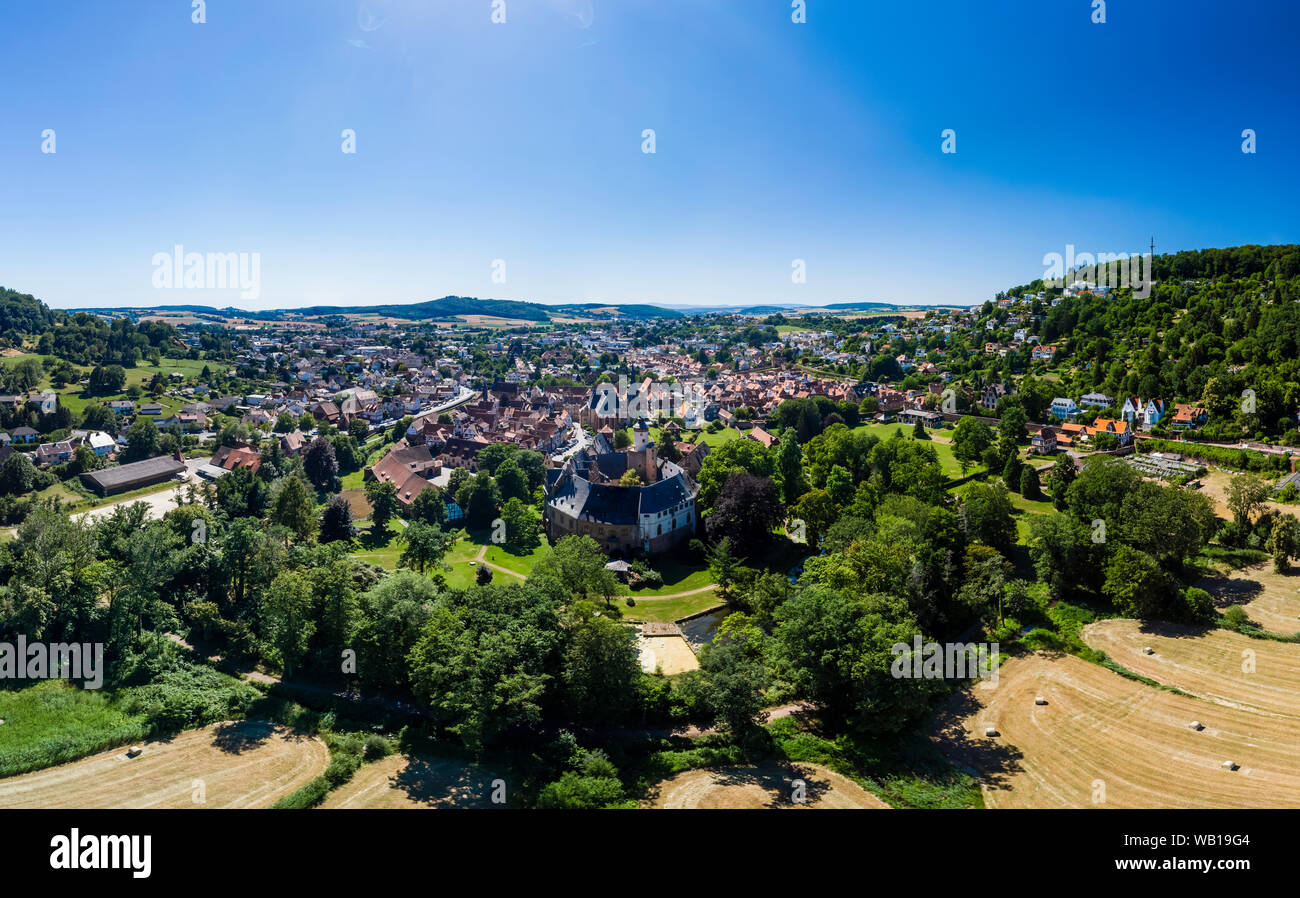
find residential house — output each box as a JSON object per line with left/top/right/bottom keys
{"left": 1049, "top": 397, "right": 1079, "bottom": 420}
{"left": 1031, "top": 426, "right": 1057, "bottom": 454}
{"left": 35, "top": 440, "right": 74, "bottom": 466}
{"left": 1170, "top": 404, "right": 1208, "bottom": 429}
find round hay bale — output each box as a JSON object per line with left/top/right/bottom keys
{"left": 126, "top": 746, "right": 143, "bottom": 758}
{"left": 984, "top": 726, "right": 999, "bottom": 738}
{"left": 1034, "top": 696, "right": 1048, "bottom": 705}
{"left": 1221, "top": 760, "right": 1238, "bottom": 771}
{"left": 1190, "top": 721, "right": 1204, "bottom": 731}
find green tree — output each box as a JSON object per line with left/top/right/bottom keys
{"left": 495, "top": 457, "right": 529, "bottom": 503}
{"left": 773, "top": 586, "right": 942, "bottom": 733}
{"left": 951, "top": 417, "right": 993, "bottom": 474}
{"left": 1047, "top": 453, "right": 1076, "bottom": 509}
{"left": 400, "top": 520, "right": 455, "bottom": 574}
{"left": 409, "top": 487, "right": 448, "bottom": 528}
{"left": 959, "top": 481, "right": 1016, "bottom": 556}
{"left": 561, "top": 612, "right": 641, "bottom": 724}
{"left": 365, "top": 479, "right": 400, "bottom": 535}
{"left": 262, "top": 570, "right": 315, "bottom": 678}
{"left": 775, "top": 427, "right": 807, "bottom": 504}
{"left": 271, "top": 475, "right": 317, "bottom": 541}
{"left": 1102, "top": 545, "right": 1180, "bottom": 619}
{"left": 1225, "top": 475, "right": 1270, "bottom": 526}
{"left": 1019, "top": 463, "right": 1042, "bottom": 500}
{"left": 529, "top": 535, "right": 621, "bottom": 606}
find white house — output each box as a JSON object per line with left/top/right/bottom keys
{"left": 1080, "top": 392, "right": 1115, "bottom": 408}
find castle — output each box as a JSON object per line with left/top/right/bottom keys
{"left": 544, "top": 419, "right": 698, "bottom": 556}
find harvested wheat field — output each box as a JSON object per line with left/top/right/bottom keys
{"left": 645, "top": 764, "right": 889, "bottom": 809}
{"left": 933, "top": 653, "right": 1300, "bottom": 808}
{"left": 1083, "top": 619, "right": 1300, "bottom": 719}
{"left": 321, "top": 754, "right": 498, "bottom": 809}
{"left": 0, "top": 721, "right": 326, "bottom": 809}
{"left": 1197, "top": 563, "right": 1300, "bottom": 635}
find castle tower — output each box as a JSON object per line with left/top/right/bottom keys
{"left": 633, "top": 418, "right": 650, "bottom": 451}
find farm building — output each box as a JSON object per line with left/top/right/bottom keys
{"left": 80, "top": 453, "right": 188, "bottom": 496}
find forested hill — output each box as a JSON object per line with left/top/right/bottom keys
{"left": 978, "top": 244, "right": 1300, "bottom": 439}
{"left": 0, "top": 286, "right": 181, "bottom": 366}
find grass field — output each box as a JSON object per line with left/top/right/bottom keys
{"left": 934, "top": 652, "right": 1300, "bottom": 808}
{"left": 621, "top": 593, "right": 722, "bottom": 624}
{"left": 0, "top": 720, "right": 327, "bottom": 808}
{"left": 483, "top": 540, "right": 550, "bottom": 576}
{"left": 42, "top": 356, "right": 212, "bottom": 418}
{"left": 0, "top": 681, "right": 148, "bottom": 778}
{"left": 627, "top": 556, "right": 715, "bottom": 596}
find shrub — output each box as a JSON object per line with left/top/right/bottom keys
{"left": 1221, "top": 605, "right": 1250, "bottom": 631}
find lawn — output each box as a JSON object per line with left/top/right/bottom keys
{"left": 484, "top": 540, "right": 551, "bottom": 577}
{"left": 620, "top": 591, "right": 722, "bottom": 624}
{"left": 626, "top": 556, "right": 716, "bottom": 596}
{"left": 348, "top": 518, "right": 408, "bottom": 570}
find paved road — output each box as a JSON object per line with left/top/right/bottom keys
{"left": 551, "top": 425, "right": 590, "bottom": 463}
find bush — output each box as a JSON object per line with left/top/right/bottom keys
{"left": 1183, "top": 587, "right": 1216, "bottom": 622}
{"left": 534, "top": 772, "right": 625, "bottom": 809}
{"left": 271, "top": 776, "right": 331, "bottom": 809}
{"left": 1221, "top": 605, "right": 1250, "bottom": 631}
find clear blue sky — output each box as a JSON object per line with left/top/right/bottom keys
{"left": 1, "top": 0, "right": 1296, "bottom": 311}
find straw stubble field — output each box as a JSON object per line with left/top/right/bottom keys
{"left": 0, "top": 721, "right": 326, "bottom": 809}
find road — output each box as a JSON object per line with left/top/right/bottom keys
{"left": 551, "top": 425, "right": 591, "bottom": 463}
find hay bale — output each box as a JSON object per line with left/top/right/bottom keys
{"left": 984, "top": 727, "right": 999, "bottom": 738}
{"left": 1034, "top": 696, "right": 1048, "bottom": 706}
{"left": 1190, "top": 721, "right": 1204, "bottom": 731}
{"left": 126, "top": 746, "right": 143, "bottom": 758}
{"left": 1221, "top": 760, "right": 1238, "bottom": 771}
{"left": 1142, "top": 646, "right": 1155, "bottom": 655}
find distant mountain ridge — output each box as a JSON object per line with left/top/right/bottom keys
{"left": 56, "top": 294, "right": 971, "bottom": 322}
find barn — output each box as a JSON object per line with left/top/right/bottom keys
{"left": 80, "top": 454, "right": 187, "bottom": 496}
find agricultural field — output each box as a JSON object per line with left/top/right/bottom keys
{"left": 320, "top": 754, "right": 498, "bottom": 809}
{"left": 644, "top": 763, "right": 890, "bottom": 809}
{"left": 1195, "top": 561, "right": 1300, "bottom": 635}
{"left": 0, "top": 720, "right": 327, "bottom": 809}
{"left": 1081, "top": 619, "right": 1300, "bottom": 719}
{"left": 933, "top": 653, "right": 1300, "bottom": 808}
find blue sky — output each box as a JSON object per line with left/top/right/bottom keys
{"left": 0, "top": 0, "right": 1296, "bottom": 311}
